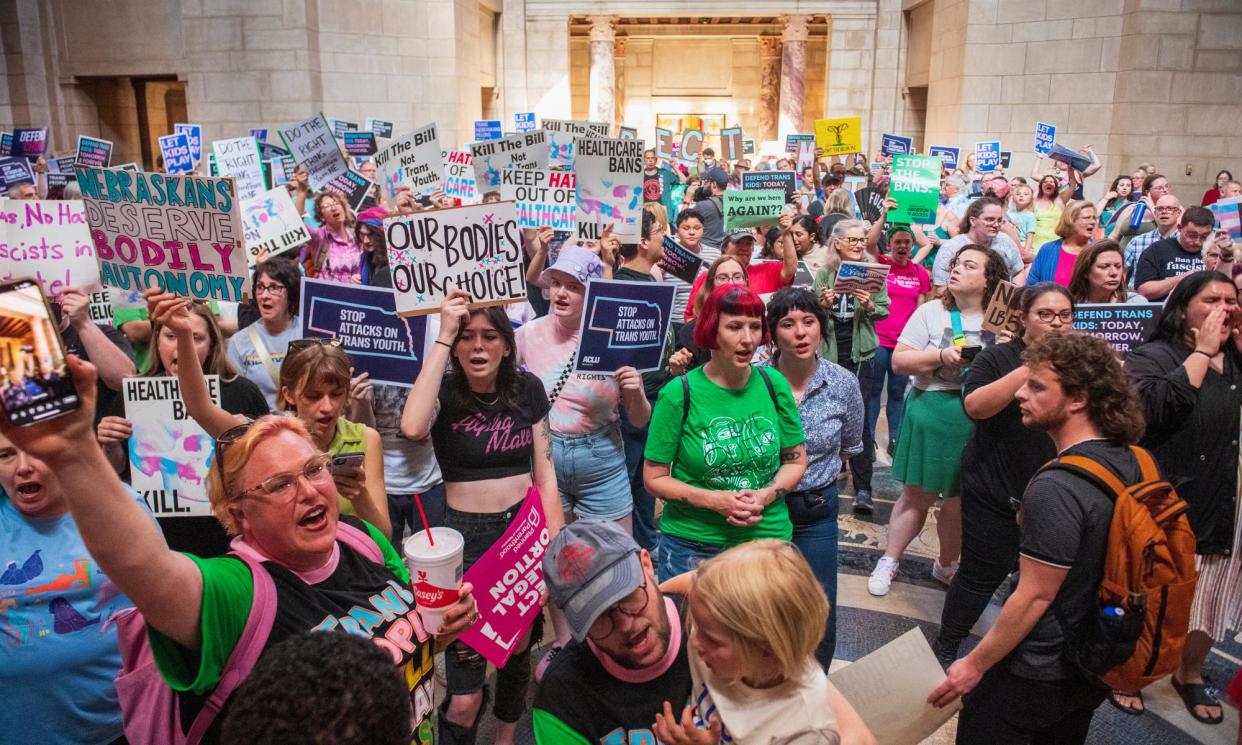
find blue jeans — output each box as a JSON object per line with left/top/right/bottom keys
{"left": 865, "top": 345, "right": 909, "bottom": 450}
{"left": 387, "top": 482, "right": 447, "bottom": 545}
{"left": 788, "top": 484, "right": 840, "bottom": 670}
{"left": 551, "top": 425, "right": 633, "bottom": 521}
{"left": 621, "top": 409, "right": 658, "bottom": 551}
{"left": 656, "top": 533, "right": 724, "bottom": 583}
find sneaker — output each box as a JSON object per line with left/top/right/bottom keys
{"left": 534, "top": 644, "right": 564, "bottom": 683}
{"left": 932, "top": 559, "right": 959, "bottom": 586}
{"left": 868, "top": 556, "right": 900, "bottom": 596}
{"left": 852, "top": 489, "right": 874, "bottom": 514}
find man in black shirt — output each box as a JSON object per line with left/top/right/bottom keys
{"left": 929, "top": 332, "right": 1147, "bottom": 745}
{"left": 1135, "top": 206, "right": 1232, "bottom": 301}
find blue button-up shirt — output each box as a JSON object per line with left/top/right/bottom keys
{"left": 764, "top": 356, "right": 864, "bottom": 491}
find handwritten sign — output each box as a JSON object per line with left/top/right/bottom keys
{"left": 541, "top": 118, "right": 609, "bottom": 167}
{"left": 889, "top": 154, "right": 942, "bottom": 224}
{"left": 301, "top": 277, "right": 426, "bottom": 387}
{"left": 975, "top": 141, "right": 1002, "bottom": 172}
{"left": 11, "top": 127, "right": 49, "bottom": 158}
{"left": 500, "top": 168, "right": 576, "bottom": 231}
{"left": 125, "top": 375, "right": 221, "bottom": 518}
{"left": 1073, "top": 303, "right": 1160, "bottom": 357}
{"left": 174, "top": 123, "right": 203, "bottom": 166}
{"left": 280, "top": 113, "right": 350, "bottom": 190}
{"left": 469, "top": 130, "right": 550, "bottom": 192}
{"left": 928, "top": 145, "right": 959, "bottom": 170}
{"left": 159, "top": 134, "right": 194, "bottom": 175}
{"left": 212, "top": 137, "right": 265, "bottom": 202}
{"left": 441, "top": 150, "right": 477, "bottom": 201}
{"left": 618, "top": 126, "right": 638, "bottom": 140}
{"left": 342, "top": 131, "right": 378, "bottom": 157}
{"left": 723, "top": 190, "right": 785, "bottom": 230}
{"left": 574, "top": 137, "right": 643, "bottom": 242}
{"left": 375, "top": 123, "right": 443, "bottom": 199}
{"left": 575, "top": 279, "right": 675, "bottom": 373}
{"left": 75, "top": 136, "right": 113, "bottom": 168}
{"left": 660, "top": 236, "right": 702, "bottom": 284}
{"left": 0, "top": 199, "right": 100, "bottom": 297}
{"left": 240, "top": 187, "right": 310, "bottom": 265}
{"left": 654, "top": 127, "right": 674, "bottom": 160}
{"left": 1035, "top": 122, "right": 1056, "bottom": 156}
{"left": 982, "top": 280, "right": 1022, "bottom": 335}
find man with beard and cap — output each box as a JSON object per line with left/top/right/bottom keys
{"left": 533, "top": 520, "right": 692, "bottom": 745}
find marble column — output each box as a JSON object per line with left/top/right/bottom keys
{"left": 588, "top": 16, "right": 617, "bottom": 125}
{"left": 778, "top": 15, "right": 811, "bottom": 139}
{"left": 758, "top": 36, "right": 782, "bottom": 143}
{"left": 614, "top": 36, "right": 628, "bottom": 127}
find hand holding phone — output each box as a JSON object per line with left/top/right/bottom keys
{"left": 959, "top": 345, "right": 983, "bottom": 364}
{"left": 330, "top": 452, "right": 365, "bottom": 476}
{"left": 0, "top": 279, "right": 80, "bottom": 426}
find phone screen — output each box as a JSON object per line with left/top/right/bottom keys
{"left": 0, "top": 279, "right": 79, "bottom": 425}
{"left": 960, "top": 345, "right": 983, "bottom": 363}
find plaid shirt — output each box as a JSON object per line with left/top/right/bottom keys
{"left": 1125, "top": 227, "right": 1178, "bottom": 289}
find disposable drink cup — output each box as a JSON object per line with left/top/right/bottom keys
{"left": 403, "top": 527, "right": 464, "bottom": 634}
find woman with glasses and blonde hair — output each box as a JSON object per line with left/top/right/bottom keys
{"left": 1025, "top": 200, "right": 1099, "bottom": 286}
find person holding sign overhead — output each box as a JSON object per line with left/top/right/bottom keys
{"left": 292, "top": 174, "right": 364, "bottom": 284}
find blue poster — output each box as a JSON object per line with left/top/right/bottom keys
{"left": 574, "top": 279, "right": 676, "bottom": 374}
{"left": 975, "top": 141, "right": 1002, "bottom": 172}
{"left": 301, "top": 278, "right": 426, "bottom": 387}
{"left": 158, "top": 133, "right": 194, "bottom": 174}
{"left": 174, "top": 123, "right": 202, "bottom": 165}
{"left": 928, "top": 145, "right": 959, "bottom": 170}
{"left": 249, "top": 128, "right": 268, "bottom": 143}
{"left": 514, "top": 112, "right": 536, "bottom": 133}
{"left": 0, "top": 132, "right": 10, "bottom": 156}
{"left": 474, "top": 120, "right": 503, "bottom": 142}
{"left": 11, "top": 127, "right": 48, "bottom": 158}
{"left": 784, "top": 133, "right": 815, "bottom": 153}
{"left": 1035, "top": 122, "right": 1055, "bottom": 156}
{"left": 881, "top": 133, "right": 913, "bottom": 156}
{"left": 0, "top": 157, "right": 34, "bottom": 189}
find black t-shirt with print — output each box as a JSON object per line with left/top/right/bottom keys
{"left": 430, "top": 371, "right": 550, "bottom": 483}
{"left": 1132, "top": 236, "right": 1204, "bottom": 292}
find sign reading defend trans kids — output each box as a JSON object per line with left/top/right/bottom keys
{"left": 574, "top": 279, "right": 675, "bottom": 374}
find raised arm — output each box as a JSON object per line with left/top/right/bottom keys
{"left": 400, "top": 289, "right": 468, "bottom": 439}
{"left": 59, "top": 288, "right": 136, "bottom": 389}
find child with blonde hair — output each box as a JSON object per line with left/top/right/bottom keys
{"left": 653, "top": 540, "right": 876, "bottom": 745}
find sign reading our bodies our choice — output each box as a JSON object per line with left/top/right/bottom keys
{"left": 125, "top": 375, "right": 221, "bottom": 518}
{"left": 74, "top": 166, "right": 248, "bottom": 302}
{"left": 500, "top": 168, "right": 575, "bottom": 231}
{"left": 574, "top": 279, "right": 676, "bottom": 374}
{"left": 301, "top": 278, "right": 427, "bottom": 387}
{"left": 0, "top": 199, "right": 101, "bottom": 297}
{"left": 573, "top": 136, "right": 643, "bottom": 242}
{"left": 384, "top": 201, "right": 525, "bottom": 317}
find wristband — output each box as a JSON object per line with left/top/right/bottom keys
{"left": 434, "top": 339, "right": 453, "bottom": 350}
{"left": 1191, "top": 350, "right": 1214, "bottom": 360}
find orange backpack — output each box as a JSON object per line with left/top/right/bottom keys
{"left": 1041, "top": 445, "right": 1199, "bottom": 692}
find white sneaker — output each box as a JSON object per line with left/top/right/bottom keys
{"left": 868, "top": 556, "right": 900, "bottom": 596}
{"left": 932, "top": 559, "right": 959, "bottom": 586}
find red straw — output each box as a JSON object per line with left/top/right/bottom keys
{"left": 413, "top": 492, "right": 435, "bottom": 545}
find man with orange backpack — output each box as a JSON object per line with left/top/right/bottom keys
{"left": 928, "top": 331, "right": 1197, "bottom": 744}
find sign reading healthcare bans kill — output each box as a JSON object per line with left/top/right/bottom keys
{"left": 1073, "top": 303, "right": 1160, "bottom": 357}
{"left": 889, "top": 154, "right": 943, "bottom": 224}
{"left": 0, "top": 199, "right": 101, "bottom": 297}
{"left": 125, "top": 375, "right": 221, "bottom": 518}
{"left": 75, "top": 167, "right": 249, "bottom": 302}
{"left": 724, "top": 190, "right": 785, "bottom": 230}
{"left": 574, "top": 137, "right": 643, "bottom": 242}
{"left": 384, "top": 201, "right": 525, "bottom": 317}
{"left": 375, "top": 123, "right": 442, "bottom": 199}
{"left": 575, "top": 279, "right": 676, "bottom": 374}
{"left": 301, "top": 277, "right": 426, "bottom": 387}
{"left": 500, "top": 168, "right": 575, "bottom": 231}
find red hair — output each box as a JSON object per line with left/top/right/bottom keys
{"left": 694, "top": 283, "right": 769, "bottom": 350}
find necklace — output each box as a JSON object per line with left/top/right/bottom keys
{"left": 472, "top": 391, "right": 499, "bottom": 406}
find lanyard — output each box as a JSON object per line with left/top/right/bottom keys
{"left": 950, "top": 307, "right": 967, "bottom": 348}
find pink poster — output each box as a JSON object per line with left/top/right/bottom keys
{"left": 458, "top": 487, "right": 550, "bottom": 667}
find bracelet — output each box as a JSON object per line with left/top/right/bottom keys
{"left": 434, "top": 340, "right": 453, "bottom": 350}
{"left": 938, "top": 348, "right": 948, "bottom": 364}
{"left": 1191, "top": 350, "right": 1214, "bottom": 359}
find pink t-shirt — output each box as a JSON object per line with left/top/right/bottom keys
{"left": 514, "top": 314, "right": 620, "bottom": 434}
{"left": 304, "top": 225, "right": 363, "bottom": 284}
{"left": 684, "top": 261, "right": 789, "bottom": 320}
{"left": 875, "top": 255, "right": 931, "bottom": 348}
{"left": 1053, "top": 247, "right": 1077, "bottom": 287}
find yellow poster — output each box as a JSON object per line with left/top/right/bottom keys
{"left": 815, "top": 117, "right": 862, "bottom": 156}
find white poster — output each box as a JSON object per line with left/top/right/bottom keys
{"left": 125, "top": 375, "right": 221, "bottom": 519}
{"left": 240, "top": 187, "right": 311, "bottom": 265}
{"left": 279, "top": 113, "right": 350, "bottom": 190}
{"left": 469, "top": 130, "right": 550, "bottom": 192}
{"left": 541, "top": 118, "right": 609, "bottom": 167}
{"left": 0, "top": 198, "right": 101, "bottom": 297}
{"left": 500, "top": 168, "right": 576, "bottom": 231}
{"left": 375, "top": 123, "right": 443, "bottom": 199}
{"left": 573, "top": 137, "right": 644, "bottom": 242}
{"left": 211, "top": 137, "right": 266, "bottom": 202}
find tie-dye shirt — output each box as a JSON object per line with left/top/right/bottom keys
{"left": 514, "top": 314, "right": 620, "bottom": 435}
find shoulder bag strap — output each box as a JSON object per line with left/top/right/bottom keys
{"left": 246, "top": 324, "right": 281, "bottom": 390}
{"left": 1047, "top": 455, "right": 1129, "bottom": 501}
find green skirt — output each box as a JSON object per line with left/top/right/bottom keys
{"left": 891, "top": 387, "right": 974, "bottom": 496}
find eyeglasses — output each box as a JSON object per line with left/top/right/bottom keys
{"left": 586, "top": 580, "right": 651, "bottom": 641}
{"left": 236, "top": 452, "right": 335, "bottom": 502}
{"left": 254, "top": 283, "right": 288, "bottom": 296}
{"left": 1154, "top": 206, "right": 1180, "bottom": 212}
{"left": 1181, "top": 229, "right": 1212, "bottom": 243}
{"left": 214, "top": 419, "right": 257, "bottom": 485}
{"left": 714, "top": 273, "right": 746, "bottom": 284}
{"left": 839, "top": 236, "right": 867, "bottom": 245}
{"left": 1033, "top": 309, "right": 1075, "bottom": 323}
{"left": 977, "top": 217, "right": 1005, "bottom": 225}
{"left": 287, "top": 337, "right": 343, "bottom": 357}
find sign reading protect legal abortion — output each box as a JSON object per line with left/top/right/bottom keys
{"left": 384, "top": 201, "right": 525, "bottom": 317}
{"left": 75, "top": 167, "right": 248, "bottom": 302}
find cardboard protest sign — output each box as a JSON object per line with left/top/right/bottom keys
{"left": 456, "top": 487, "right": 550, "bottom": 667}
{"left": 126, "top": 375, "right": 220, "bottom": 518}
{"left": 881, "top": 133, "right": 913, "bottom": 157}
{"left": 514, "top": 112, "right": 537, "bottom": 133}
{"left": 834, "top": 262, "right": 890, "bottom": 294}
{"left": 574, "top": 279, "right": 675, "bottom": 373}
{"left": 574, "top": 137, "right": 643, "bottom": 242}
{"left": 301, "top": 277, "right": 426, "bottom": 387}
{"left": 1210, "top": 196, "right": 1242, "bottom": 241}
{"left": 280, "top": 113, "right": 350, "bottom": 190}
{"left": 724, "top": 190, "right": 785, "bottom": 230}
{"left": 75, "top": 166, "right": 247, "bottom": 302}
{"left": 814, "top": 117, "right": 862, "bottom": 157}
{"left": 474, "top": 120, "right": 503, "bottom": 142}
{"left": 366, "top": 118, "right": 394, "bottom": 139}
{"left": 240, "top": 187, "right": 310, "bottom": 265}
{"left": 469, "top": 130, "right": 549, "bottom": 192}
{"left": 1035, "top": 122, "right": 1056, "bottom": 156}
{"left": 159, "top": 134, "right": 194, "bottom": 174}
{"left": 323, "top": 170, "right": 375, "bottom": 213}
{"left": 975, "top": 141, "right": 1002, "bottom": 172}
{"left": 660, "top": 235, "right": 702, "bottom": 284}
{"left": 1073, "top": 303, "right": 1160, "bottom": 357}
{"left": 1047, "top": 143, "right": 1091, "bottom": 173}
{"left": 375, "top": 123, "right": 443, "bottom": 200}
{"left": 784, "top": 133, "right": 814, "bottom": 154}
{"left": 795, "top": 138, "right": 817, "bottom": 171}
{"left": 500, "top": 168, "right": 576, "bottom": 231}
{"left": 0, "top": 199, "right": 100, "bottom": 297}
{"left": 0, "top": 158, "right": 34, "bottom": 189}
{"left": 384, "top": 201, "right": 525, "bottom": 316}
{"left": 342, "top": 131, "right": 378, "bottom": 157}
{"left": 742, "top": 170, "right": 796, "bottom": 198}
{"left": 12, "top": 127, "right": 49, "bottom": 158}
{"left": 541, "top": 118, "right": 609, "bottom": 167}
{"left": 928, "top": 145, "right": 959, "bottom": 170}
{"left": 0, "top": 132, "right": 10, "bottom": 156}
{"left": 442, "top": 150, "right": 477, "bottom": 201}
{"left": 330, "top": 118, "right": 358, "bottom": 138}
{"left": 889, "top": 154, "right": 942, "bottom": 224}
{"left": 75, "top": 136, "right": 113, "bottom": 168}
{"left": 654, "top": 127, "right": 674, "bottom": 160}
{"left": 719, "top": 127, "right": 743, "bottom": 161}
{"left": 211, "top": 137, "right": 266, "bottom": 202}
{"left": 680, "top": 130, "right": 705, "bottom": 163}
{"left": 618, "top": 126, "right": 638, "bottom": 140}
{"left": 982, "top": 280, "right": 1022, "bottom": 335}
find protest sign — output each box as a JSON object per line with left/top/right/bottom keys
{"left": 928, "top": 145, "right": 959, "bottom": 170}
{"left": 342, "top": 131, "right": 378, "bottom": 157}
{"left": 469, "top": 130, "right": 550, "bottom": 191}
{"left": 1073, "top": 303, "right": 1160, "bottom": 357}
{"left": 301, "top": 277, "right": 426, "bottom": 387}
{"left": 44, "top": 173, "right": 74, "bottom": 194}
{"left": 574, "top": 137, "right": 643, "bottom": 242}
{"left": 211, "top": 137, "right": 265, "bottom": 202}
{"left": 1047, "top": 143, "right": 1092, "bottom": 173}
{"left": 618, "top": 126, "right": 638, "bottom": 140}
{"left": 881, "top": 133, "right": 913, "bottom": 157}
{"left": 500, "top": 168, "right": 576, "bottom": 231}
{"left": 0, "top": 132, "right": 10, "bottom": 156}
{"left": 456, "top": 486, "right": 550, "bottom": 667}
{"left": 442, "top": 150, "right": 477, "bottom": 201}
{"left": 975, "top": 141, "right": 1002, "bottom": 172}
{"left": 330, "top": 118, "right": 359, "bottom": 138}
{"left": 259, "top": 142, "right": 295, "bottom": 174}
{"left": 53, "top": 154, "right": 77, "bottom": 174}
{"left": 174, "top": 123, "right": 203, "bottom": 165}
{"left": 1035, "top": 122, "right": 1056, "bottom": 156}
{"left": 367, "top": 118, "right": 394, "bottom": 139}
{"left": 75, "top": 136, "right": 113, "bottom": 168}
{"left": 280, "top": 113, "right": 350, "bottom": 190}
{"left": 743, "top": 139, "right": 755, "bottom": 155}
{"left": 814, "top": 117, "right": 862, "bottom": 157}
{"left": 654, "top": 127, "right": 674, "bottom": 160}
{"left": 723, "top": 190, "right": 785, "bottom": 230}
{"left": 541, "top": 118, "right": 609, "bottom": 167}
{"left": 659, "top": 235, "right": 702, "bottom": 284}
{"left": 248, "top": 128, "right": 268, "bottom": 143}
{"left": 0, "top": 199, "right": 100, "bottom": 297}
{"left": 889, "top": 154, "right": 942, "bottom": 224}
{"left": 0, "top": 158, "right": 35, "bottom": 189}
{"left": 680, "top": 130, "right": 705, "bottom": 163}
{"left": 741, "top": 170, "right": 796, "bottom": 198}
{"left": 323, "top": 169, "right": 375, "bottom": 213}
{"left": 375, "top": 123, "right": 443, "bottom": 200}
{"left": 88, "top": 289, "right": 112, "bottom": 324}
{"left": 125, "top": 375, "right": 221, "bottom": 518}
{"left": 982, "top": 280, "right": 1022, "bottom": 335}
{"left": 795, "top": 138, "right": 817, "bottom": 171}
{"left": 12, "top": 127, "right": 49, "bottom": 158}
{"left": 1000, "top": 151, "right": 1013, "bottom": 169}
{"left": 834, "top": 261, "right": 890, "bottom": 294}
{"left": 384, "top": 201, "right": 524, "bottom": 317}
{"left": 474, "top": 120, "right": 503, "bottom": 142}
{"left": 1210, "top": 196, "right": 1242, "bottom": 241}
{"left": 514, "top": 112, "right": 537, "bottom": 133}
{"left": 784, "top": 133, "right": 814, "bottom": 154}
{"left": 574, "top": 279, "right": 676, "bottom": 374}
{"left": 240, "top": 187, "right": 310, "bottom": 265}
{"left": 75, "top": 166, "right": 247, "bottom": 302}
{"left": 158, "top": 134, "right": 194, "bottom": 175}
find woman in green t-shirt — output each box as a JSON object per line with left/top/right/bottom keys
{"left": 643, "top": 283, "right": 807, "bottom": 582}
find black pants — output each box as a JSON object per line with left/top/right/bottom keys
{"left": 957, "top": 664, "right": 1107, "bottom": 745}
{"left": 841, "top": 357, "right": 874, "bottom": 492}
{"left": 936, "top": 484, "right": 1020, "bottom": 657}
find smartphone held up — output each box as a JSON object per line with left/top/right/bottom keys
{"left": 0, "top": 278, "right": 80, "bottom": 425}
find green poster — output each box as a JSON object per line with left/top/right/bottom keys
{"left": 724, "top": 189, "right": 786, "bottom": 230}
{"left": 889, "top": 154, "right": 942, "bottom": 225}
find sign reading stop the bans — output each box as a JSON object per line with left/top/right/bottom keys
{"left": 889, "top": 154, "right": 942, "bottom": 224}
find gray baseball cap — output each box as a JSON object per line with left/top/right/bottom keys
{"left": 543, "top": 520, "right": 643, "bottom": 642}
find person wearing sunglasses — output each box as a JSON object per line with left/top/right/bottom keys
{"left": 227, "top": 255, "right": 302, "bottom": 409}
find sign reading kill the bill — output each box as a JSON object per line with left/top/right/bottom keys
{"left": 541, "top": 118, "right": 609, "bottom": 167}
{"left": 375, "top": 123, "right": 443, "bottom": 199}
{"left": 75, "top": 166, "right": 248, "bottom": 302}
{"left": 573, "top": 137, "right": 643, "bottom": 242}
{"left": 384, "top": 201, "right": 525, "bottom": 316}
{"left": 469, "top": 130, "right": 549, "bottom": 191}
{"left": 240, "top": 187, "right": 310, "bottom": 265}
{"left": 125, "top": 375, "right": 221, "bottom": 518}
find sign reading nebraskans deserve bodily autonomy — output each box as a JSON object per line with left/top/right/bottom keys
{"left": 125, "top": 375, "right": 221, "bottom": 518}
{"left": 300, "top": 277, "right": 427, "bottom": 387}
{"left": 574, "top": 279, "right": 675, "bottom": 374}
{"left": 574, "top": 137, "right": 643, "bottom": 242}
{"left": 74, "top": 167, "right": 248, "bottom": 302}
{"left": 384, "top": 201, "right": 525, "bottom": 317}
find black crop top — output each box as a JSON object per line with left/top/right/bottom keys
{"left": 430, "top": 371, "right": 551, "bottom": 483}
